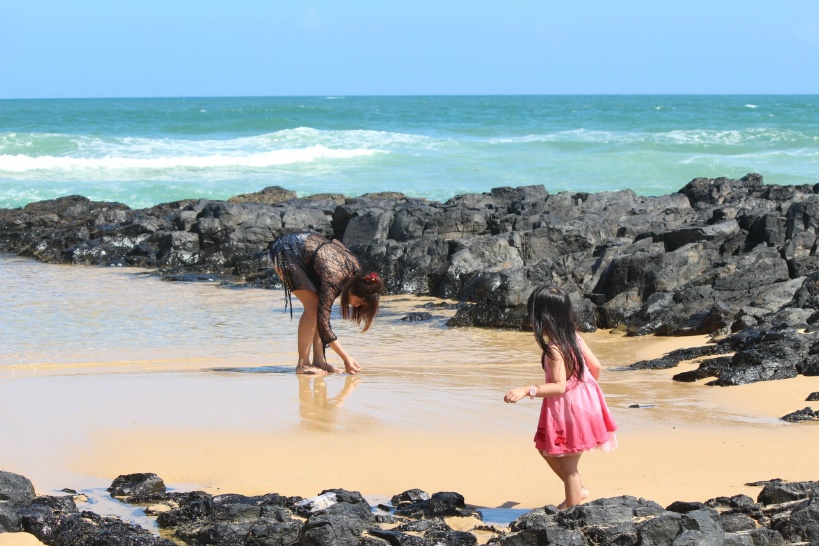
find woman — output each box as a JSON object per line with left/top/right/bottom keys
{"left": 268, "top": 232, "right": 383, "bottom": 375}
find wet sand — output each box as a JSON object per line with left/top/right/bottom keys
{"left": 2, "top": 311, "right": 816, "bottom": 512}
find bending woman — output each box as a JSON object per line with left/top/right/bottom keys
{"left": 268, "top": 232, "right": 383, "bottom": 375}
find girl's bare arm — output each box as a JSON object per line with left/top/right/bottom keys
{"left": 504, "top": 350, "right": 567, "bottom": 403}
{"left": 580, "top": 336, "right": 602, "bottom": 381}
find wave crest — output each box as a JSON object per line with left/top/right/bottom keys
{"left": 487, "top": 127, "right": 814, "bottom": 147}
{"left": 0, "top": 145, "right": 381, "bottom": 174}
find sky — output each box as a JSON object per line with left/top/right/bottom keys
{"left": 1, "top": 0, "right": 818, "bottom": 99}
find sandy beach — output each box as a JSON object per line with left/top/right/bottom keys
{"left": 60, "top": 343, "right": 819, "bottom": 508}
{"left": 1, "top": 258, "right": 817, "bottom": 524}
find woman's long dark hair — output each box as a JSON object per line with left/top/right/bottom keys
{"left": 527, "top": 285, "right": 584, "bottom": 380}
{"left": 341, "top": 272, "right": 383, "bottom": 332}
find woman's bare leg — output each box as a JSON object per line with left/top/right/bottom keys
{"left": 291, "top": 290, "right": 328, "bottom": 375}
{"left": 311, "top": 329, "right": 337, "bottom": 373}
{"left": 273, "top": 267, "right": 325, "bottom": 374}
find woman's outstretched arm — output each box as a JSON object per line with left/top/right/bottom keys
{"left": 327, "top": 339, "right": 361, "bottom": 374}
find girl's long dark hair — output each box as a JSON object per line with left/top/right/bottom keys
{"left": 341, "top": 272, "right": 383, "bottom": 332}
{"left": 527, "top": 285, "right": 584, "bottom": 380}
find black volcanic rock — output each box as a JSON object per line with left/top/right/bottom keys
{"left": 5, "top": 174, "right": 819, "bottom": 387}
{"left": 781, "top": 407, "right": 819, "bottom": 422}
{"left": 5, "top": 471, "right": 819, "bottom": 545}
{"left": 108, "top": 473, "right": 166, "bottom": 500}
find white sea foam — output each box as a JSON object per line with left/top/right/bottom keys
{"left": 486, "top": 129, "right": 620, "bottom": 144}
{"left": 0, "top": 127, "right": 437, "bottom": 177}
{"left": 0, "top": 146, "right": 381, "bottom": 174}
{"left": 661, "top": 128, "right": 807, "bottom": 145}
{"left": 0, "top": 127, "right": 429, "bottom": 157}
{"left": 486, "top": 127, "right": 808, "bottom": 146}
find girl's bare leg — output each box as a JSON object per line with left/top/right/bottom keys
{"left": 556, "top": 453, "right": 583, "bottom": 509}
{"left": 542, "top": 451, "right": 564, "bottom": 480}
{"left": 540, "top": 450, "right": 589, "bottom": 508}
{"left": 292, "top": 290, "right": 327, "bottom": 375}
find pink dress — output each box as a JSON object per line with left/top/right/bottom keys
{"left": 534, "top": 341, "right": 618, "bottom": 457}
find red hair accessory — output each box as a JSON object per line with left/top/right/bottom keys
{"left": 364, "top": 272, "right": 380, "bottom": 283}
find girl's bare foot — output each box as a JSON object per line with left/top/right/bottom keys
{"left": 557, "top": 489, "right": 589, "bottom": 510}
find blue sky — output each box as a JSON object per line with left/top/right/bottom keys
{"left": 1, "top": 0, "right": 818, "bottom": 98}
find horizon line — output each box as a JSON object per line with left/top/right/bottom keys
{"left": 2, "top": 92, "right": 819, "bottom": 101}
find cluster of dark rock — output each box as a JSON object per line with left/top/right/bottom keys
{"left": 2, "top": 471, "right": 818, "bottom": 545}
{"left": 2, "top": 173, "right": 817, "bottom": 333}
{"left": 2, "top": 174, "right": 819, "bottom": 410}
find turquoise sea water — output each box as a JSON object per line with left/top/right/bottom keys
{"left": 1, "top": 95, "right": 817, "bottom": 210}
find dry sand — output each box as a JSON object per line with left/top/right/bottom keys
{"left": 0, "top": 534, "right": 45, "bottom": 546}
{"left": 2, "top": 321, "right": 815, "bottom": 513}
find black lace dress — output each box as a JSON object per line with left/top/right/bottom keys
{"left": 268, "top": 232, "right": 362, "bottom": 346}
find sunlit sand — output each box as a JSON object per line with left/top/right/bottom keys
{"left": 1, "top": 259, "right": 816, "bottom": 516}
{"left": 0, "top": 533, "right": 46, "bottom": 546}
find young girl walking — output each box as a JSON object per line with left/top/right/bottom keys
{"left": 504, "top": 285, "right": 618, "bottom": 509}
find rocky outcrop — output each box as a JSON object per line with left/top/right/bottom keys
{"left": 0, "top": 471, "right": 35, "bottom": 535}
{"left": 3, "top": 471, "right": 819, "bottom": 545}
{"left": 0, "top": 470, "right": 174, "bottom": 545}
{"left": 625, "top": 310, "right": 819, "bottom": 387}
{"left": 4, "top": 174, "right": 819, "bottom": 388}
{"left": 107, "top": 472, "right": 167, "bottom": 501}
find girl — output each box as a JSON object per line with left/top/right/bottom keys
{"left": 269, "top": 232, "right": 383, "bottom": 375}
{"left": 504, "top": 285, "right": 617, "bottom": 509}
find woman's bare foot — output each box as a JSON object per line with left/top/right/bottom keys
{"left": 312, "top": 361, "right": 339, "bottom": 374}
{"left": 295, "top": 363, "right": 328, "bottom": 375}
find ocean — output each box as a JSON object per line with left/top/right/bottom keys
{"left": 1, "top": 95, "right": 817, "bottom": 210}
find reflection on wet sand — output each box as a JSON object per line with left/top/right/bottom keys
{"left": 298, "top": 374, "right": 361, "bottom": 431}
